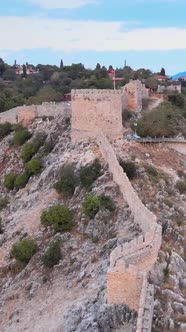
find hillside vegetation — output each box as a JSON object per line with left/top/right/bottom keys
{"left": 0, "top": 58, "right": 155, "bottom": 112}
{"left": 137, "top": 97, "right": 186, "bottom": 138}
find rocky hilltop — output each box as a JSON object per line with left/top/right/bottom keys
{"left": 0, "top": 112, "right": 186, "bottom": 332}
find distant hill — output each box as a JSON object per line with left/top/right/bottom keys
{"left": 171, "top": 71, "right": 186, "bottom": 80}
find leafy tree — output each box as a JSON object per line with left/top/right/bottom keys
{"left": 3, "top": 69, "right": 16, "bottom": 81}
{"left": 168, "top": 94, "right": 184, "bottom": 109}
{"left": 26, "top": 86, "right": 61, "bottom": 104}
{"left": 100, "top": 66, "right": 108, "bottom": 78}
{"left": 145, "top": 77, "right": 158, "bottom": 91}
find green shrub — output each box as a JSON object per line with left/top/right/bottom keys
{"left": 12, "top": 129, "right": 32, "bottom": 146}
{"left": 11, "top": 124, "right": 25, "bottom": 132}
{"left": 80, "top": 159, "right": 101, "bottom": 188}
{"left": 100, "top": 195, "right": 115, "bottom": 212}
{"left": 54, "top": 165, "right": 77, "bottom": 197}
{"left": 43, "top": 140, "right": 55, "bottom": 154}
{"left": 182, "top": 127, "right": 186, "bottom": 139}
{"left": 0, "top": 217, "right": 3, "bottom": 234}
{"left": 163, "top": 198, "right": 173, "bottom": 208}
{"left": 32, "top": 132, "right": 46, "bottom": 151}
{"left": 145, "top": 164, "right": 158, "bottom": 178}
{"left": 25, "top": 159, "right": 42, "bottom": 176}
{"left": 120, "top": 160, "right": 137, "bottom": 180}
{"left": 43, "top": 241, "right": 62, "bottom": 268}
{"left": 4, "top": 172, "right": 17, "bottom": 190}
{"left": 0, "top": 122, "right": 12, "bottom": 140}
{"left": 136, "top": 102, "right": 178, "bottom": 138}
{"left": 175, "top": 180, "right": 186, "bottom": 194}
{"left": 10, "top": 237, "right": 37, "bottom": 264}
{"left": 168, "top": 94, "right": 184, "bottom": 109}
{"left": 177, "top": 169, "right": 185, "bottom": 178}
{"left": 122, "top": 109, "right": 133, "bottom": 125}
{"left": 21, "top": 132, "right": 46, "bottom": 162}
{"left": 82, "top": 194, "right": 100, "bottom": 218}
{"left": 14, "top": 173, "right": 29, "bottom": 190}
{"left": 21, "top": 143, "right": 35, "bottom": 162}
{"left": 0, "top": 196, "right": 9, "bottom": 211}
{"left": 163, "top": 267, "right": 170, "bottom": 279}
{"left": 41, "top": 205, "right": 73, "bottom": 232}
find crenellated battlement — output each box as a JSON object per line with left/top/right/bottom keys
{"left": 71, "top": 88, "right": 123, "bottom": 96}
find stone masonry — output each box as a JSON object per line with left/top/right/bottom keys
{"left": 71, "top": 80, "right": 149, "bottom": 142}
{"left": 71, "top": 89, "right": 123, "bottom": 142}
{"left": 123, "top": 80, "right": 149, "bottom": 113}
{"left": 96, "top": 130, "right": 162, "bottom": 332}
{"left": 0, "top": 102, "right": 71, "bottom": 126}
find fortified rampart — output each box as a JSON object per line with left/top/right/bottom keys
{"left": 96, "top": 130, "right": 162, "bottom": 332}
{"left": 0, "top": 102, "right": 71, "bottom": 126}
{"left": 123, "top": 80, "right": 149, "bottom": 112}
{"left": 71, "top": 89, "right": 123, "bottom": 142}
{"left": 71, "top": 81, "right": 149, "bottom": 142}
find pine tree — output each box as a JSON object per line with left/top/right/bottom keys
{"left": 22, "top": 64, "right": 27, "bottom": 78}
{"left": 0, "top": 58, "right": 5, "bottom": 76}
{"left": 160, "top": 68, "right": 166, "bottom": 76}
{"left": 60, "top": 59, "right": 63, "bottom": 68}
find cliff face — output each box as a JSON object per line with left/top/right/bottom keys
{"left": 0, "top": 114, "right": 185, "bottom": 332}
{"left": 0, "top": 115, "right": 137, "bottom": 332}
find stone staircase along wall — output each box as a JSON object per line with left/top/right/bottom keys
{"left": 96, "top": 130, "right": 162, "bottom": 332}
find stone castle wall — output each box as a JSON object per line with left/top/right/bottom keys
{"left": 0, "top": 102, "right": 71, "bottom": 126}
{"left": 71, "top": 81, "right": 149, "bottom": 142}
{"left": 71, "top": 89, "right": 123, "bottom": 142}
{"left": 96, "top": 130, "right": 162, "bottom": 332}
{"left": 123, "top": 80, "right": 149, "bottom": 113}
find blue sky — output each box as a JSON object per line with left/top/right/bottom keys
{"left": 1, "top": 0, "right": 186, "bottom": 74}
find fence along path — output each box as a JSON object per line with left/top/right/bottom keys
{"left": 134, "top": 137, "right": 186, "bottom": 144}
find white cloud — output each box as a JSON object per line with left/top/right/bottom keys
{"left": 0, "top": 16, "right": 186, "bottom": 53}
{"left": 26, "top": 0, "right": 98, "bottom": 9}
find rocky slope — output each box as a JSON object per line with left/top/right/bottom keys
{"left": 0, "top": 115, "right": 185, "bottom": 332}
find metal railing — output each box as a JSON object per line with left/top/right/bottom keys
{"left": 133, "top": 137, "right": 186, "bottom": 144}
